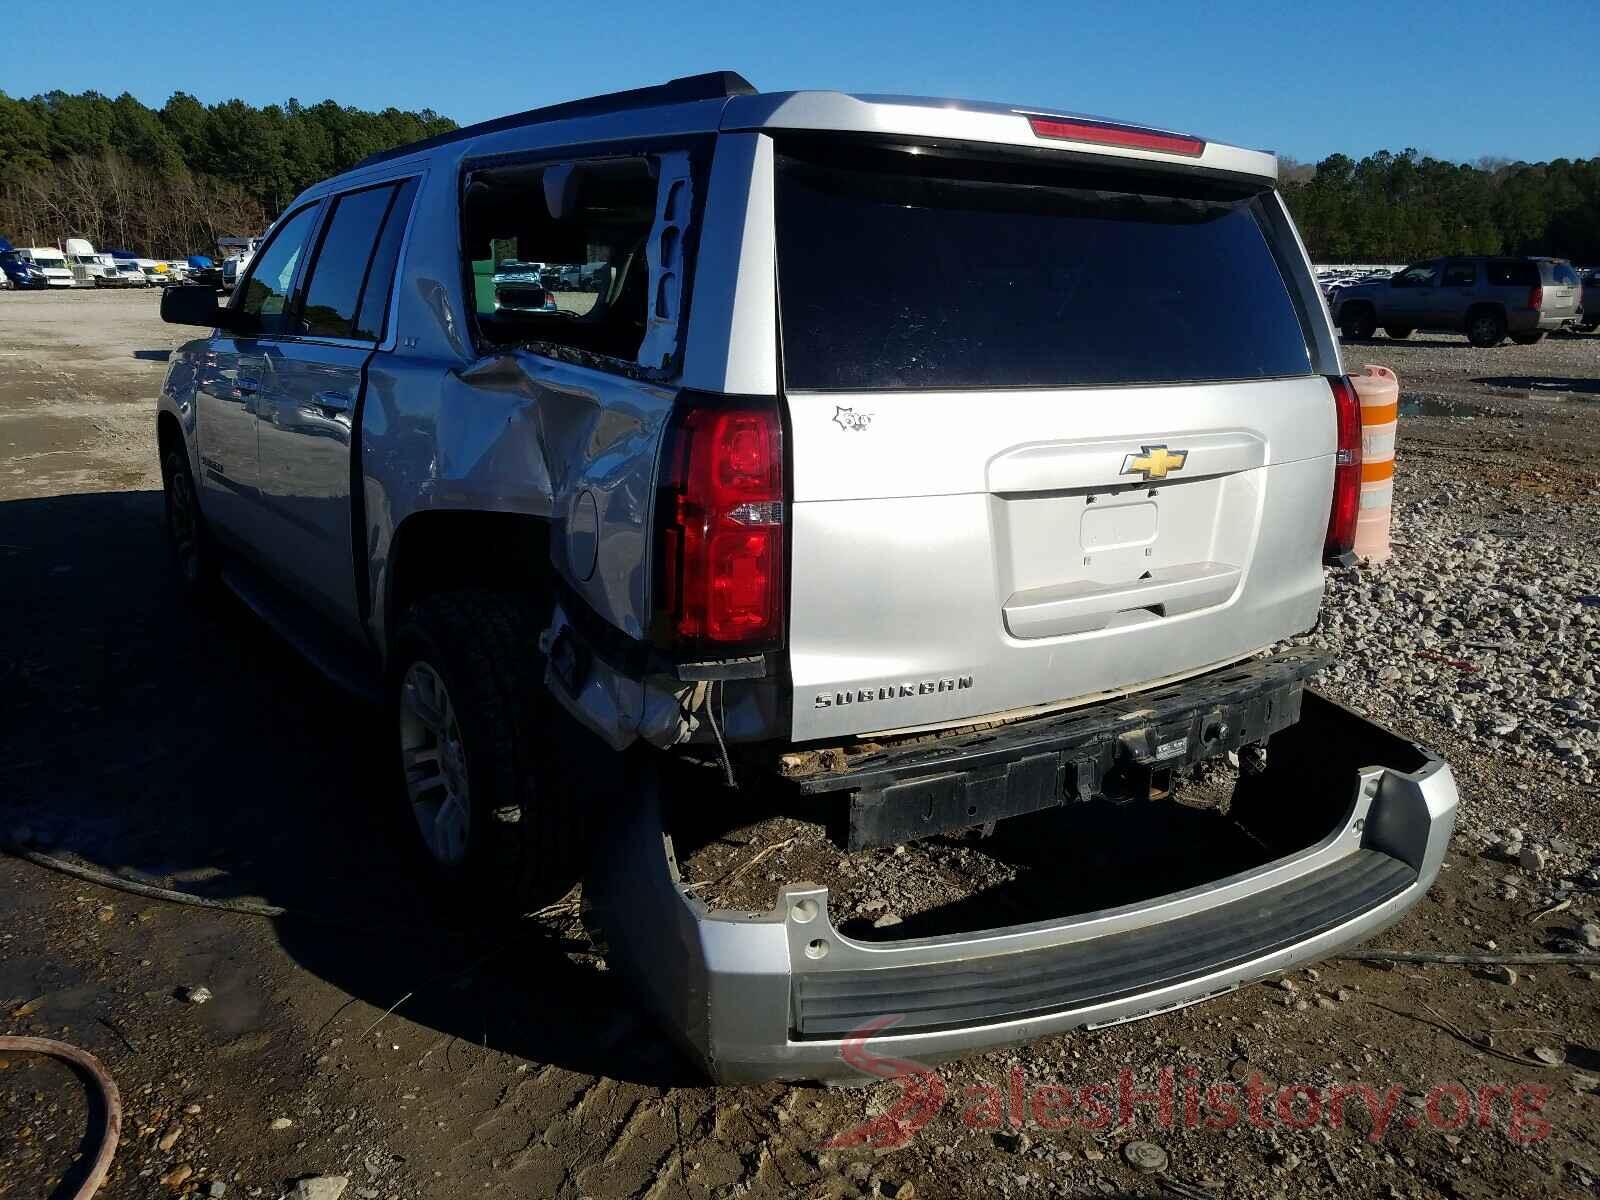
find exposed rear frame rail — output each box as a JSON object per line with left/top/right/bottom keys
{"left": 786, "top": 649, "right": 1327, "bottom": 849}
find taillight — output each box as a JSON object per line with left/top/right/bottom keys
{"left": 657, "top": 394, "right": 786, "bottom": 649}
{"left": 1527, "top": 284, "right": 1543, "bottom": 311}
{"left": 1026, "top": 115, "right": 1205, "bottom": 157}
{"left": 1325, "top": 375, "right": 1362, "bottom": 563}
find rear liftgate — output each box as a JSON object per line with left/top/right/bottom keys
{"left": 585, "top": 670, "right": 1456, "bottom": 1083}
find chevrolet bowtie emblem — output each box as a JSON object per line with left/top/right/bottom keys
{"left": 1121, "top": 445, "right": 1189, "bottom": 481}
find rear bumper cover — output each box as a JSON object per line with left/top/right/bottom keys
{"left": 589, "top": 689, "right": 1456, "bottom": 1083}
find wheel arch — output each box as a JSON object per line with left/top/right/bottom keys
{"left": 379, "top": 509, "right": 554, "bottom": 665}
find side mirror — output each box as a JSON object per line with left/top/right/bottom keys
{"left": 161, "top": 284, "right": 232, "bottom": 330}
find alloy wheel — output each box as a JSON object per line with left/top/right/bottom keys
{"left": 399, "top": 661, "right": 472, "bottom": 866}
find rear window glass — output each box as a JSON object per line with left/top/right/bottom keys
{"left": 1547, "top": 262, "right": 1578, "bottom": 286}
{"left": 775, "top": 148, "right": 1313, "bottom": 390}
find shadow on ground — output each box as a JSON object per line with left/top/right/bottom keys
{"left": 131, "top": 349, "right": 171, "bottom": 362}
{"left": 0, "top": 489, "right": 692, "bottom": 1087}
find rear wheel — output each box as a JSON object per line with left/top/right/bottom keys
{"left": 1511, "top": 332, "right": 1545, "bottom": 345}
{"left": 1339, "top": 306, "right": 1377, "bottom": 340}
{"left": 1382, "top": 326, "right": 1413, "bottom": 339}
{"left": 390, "top": 591, "right": 588, "bottom": 915}
{"left": 1466, "top": 309, "right": 1506, "bottom": 348}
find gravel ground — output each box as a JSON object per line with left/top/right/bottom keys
{"left": 2, "top": 293, "right": 1599, "bottom": 1199}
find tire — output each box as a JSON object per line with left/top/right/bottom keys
{"left": 390, "top": 591, "right": 587, "bottom": 916}
{"left": 1382, "top": 326, "right": 1414, "bottom": 340}
{"left": 161, "top": 445, "right": 215, "bottom": 595}
{"left": 1466, "top": 309, "right": 1506, "bottom": 348}
{"left": 1339, "top": 306, "right": 1377, "bottom": 340}
{"left": 1511, "top": 332, "right": 1545, "bottom": 346}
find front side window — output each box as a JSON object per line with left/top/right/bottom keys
{"left": 461, "top": 157, "right": 661, "bottom": 363}
{"left": 1392, "top": 263, "right": 1439, "bottom": 289}
{"left": 236, "top": 205, "right": 319, "bottom": 337}
{"left": 775, "top": 144, "right": 1313, "bottom": 391}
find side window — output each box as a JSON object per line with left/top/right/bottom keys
{"left": 1486, "top": 260, "right": 1537, "bottom": 287}
{"left": 236, "top": 206, "right": 320, "bottom": 337}
{"left": 1442, "top": 261, "right": 1476, "bottom": 287}
{"left": 461, "top": 156, "right": 663, "bottom": 364}
{"left": 299, "top": 184, "right": 397, "bottom": 339}
{"left": 353, "top": 177, "right": 420, "bottom": 340}
{"left": 1392, "top": 263, "right": 1438, "bottom": 289}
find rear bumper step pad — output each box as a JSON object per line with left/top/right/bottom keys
{"left": 792, "top": 848, "right": 1411, "bottom": 1038}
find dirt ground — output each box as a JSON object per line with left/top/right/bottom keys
{"left": 2, "top": 290, "right": 1599, "bottom": 1200}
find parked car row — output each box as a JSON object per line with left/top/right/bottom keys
{"left": 1316, "top": 266, "right": 1395, "bottom": 302}
{"left": 1328, "top": 255, "right": 1589, "bottom": 345}
{"left": 0, "top": 235, "right": 220, "bottom": 291}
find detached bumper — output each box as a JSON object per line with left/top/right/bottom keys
{"left": 589, "top": 691, "right": 1456, "bottom": 1083}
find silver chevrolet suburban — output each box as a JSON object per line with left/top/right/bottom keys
{"left": 155, "top": 71, "right": 1456, "bottom": 1082}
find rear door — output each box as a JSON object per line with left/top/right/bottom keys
{"left": 255, "top": 177, "right": 418, "bottom": 635}
{"left": 774, "top": 143, "right": 1334, "bottom": 741}
{"left": 1440, "top": 259, "right": 1479, "bottom": 328}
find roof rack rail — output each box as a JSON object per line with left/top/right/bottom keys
{"left": 353, "top": 71, "right": 757, "bottom": 170}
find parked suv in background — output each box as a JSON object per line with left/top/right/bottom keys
{"left": 155, "top": 72, "right": 1456, "bottom": 1082}
{"left": 1332, "top": 255, "right": 1582, "bottom": 346}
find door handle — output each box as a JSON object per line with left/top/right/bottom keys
{"left": 311, "top": 390, "right": 352, "bottom": 414}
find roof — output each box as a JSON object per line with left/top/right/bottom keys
{"left": 347, "top": 71, "right": 1275, "bottom": 184}
{"left": 354, "top": 70, "right": 756, "bottom": 170}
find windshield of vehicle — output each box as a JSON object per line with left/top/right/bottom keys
{"left": 774, "top": 143, "right": 1313, "bottom": 390}
{"left": 35, "top": 255, "right": 66, "bottom": 268}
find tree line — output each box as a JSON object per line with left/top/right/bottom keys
{"left": 1281, "top": 149, "right": 1600, "bottom": 265}
{"left": 2, "top": 89, "right": 1597, "bottom": 265}
{"left": 0, "top": 89, "right": 455, "bottom": 258}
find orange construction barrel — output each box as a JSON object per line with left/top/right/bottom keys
{"left": 1350, "top": 364, "right": 1398, "bottom": 562}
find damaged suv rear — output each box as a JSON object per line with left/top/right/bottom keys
{"left": 155, "top": 72, "right": 1456, "bottom": 1084}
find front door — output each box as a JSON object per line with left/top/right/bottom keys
{"left": 194, "top": 204, "right": 320, "bottom": 548}
{"left": 255, "top": 179, "right": 417, "bottom": 635}
{"left": 1385, "top": 261, "right": 1439, "bottom": 328}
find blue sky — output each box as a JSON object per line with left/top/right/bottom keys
{"left": 7, "top": 0, "right": 1596, "bottom": 165}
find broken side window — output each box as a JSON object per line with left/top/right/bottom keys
{"left": 462, "top": 153, "right": 691, "bottom": 373}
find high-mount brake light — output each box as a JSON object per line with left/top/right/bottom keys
{"left": 1026, "top": 115, "right": 1206, "bottom": 157}
{"left": 1325, "top": 375, "right": 1362, "bottom": 563}
{"left": 657, "top": 396, "right": 786, "bottom": 649}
